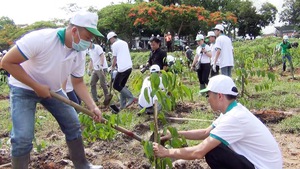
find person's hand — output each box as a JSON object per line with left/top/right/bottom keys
{"left": 87, "top": 70, "right": 91, "bottom": 76}
{"left": 91, "top": 106, "right": 102, "bottom": 122}
{"left": 33, "top": 84, "right": 51, "bottom": 98}
{"left": 212, "top": 64, "right": 216, "bottom": 72}
{"left": 153, "top": 142, "right": 168, "bottom": 157}
{"left": 160, "top": 132, "right": 171, "bottom": 145}
{"left": 190, "top": 66, "right": 194, "bottom": 71}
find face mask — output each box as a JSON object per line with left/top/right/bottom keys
{"left": 72, "top": 30, "right": 91, "bottom": 52}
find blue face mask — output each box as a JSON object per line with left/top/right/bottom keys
{"left": 72, "top": 31, "right": 91, "bottom": 52}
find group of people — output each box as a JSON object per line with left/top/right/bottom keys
{"left": 0, "top": 10, "right": 284, "bottom": 169}
{"left": 190, "top": 24, "right": 234, "bottom": 91}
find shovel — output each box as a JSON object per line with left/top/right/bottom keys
{"left": 50, "top": 91, "right": 143, "bottom": 142}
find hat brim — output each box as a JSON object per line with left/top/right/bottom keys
{"left": 86, "top": 27, "right": 104, "bottom": 37}
{"left": 199, "top": 88, "right": 209, "bottom": 93}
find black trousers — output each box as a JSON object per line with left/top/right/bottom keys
{"left": 113, "top": 68, "right": 132, "bottom": 92}
{"left": 205, "top": 144, "right": 255, "bottom": 169}
{"left": 210, "top": 65, "right": 220, "bottom": 77}
{"left": 197, "top": 63, "right": 210, "bottom": 85}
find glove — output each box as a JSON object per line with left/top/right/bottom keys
{"left": 212, "top": 64, "right": 216, "bottom": 72}
{"left": 87, "top": 70, "right": 91, "bottom": 76}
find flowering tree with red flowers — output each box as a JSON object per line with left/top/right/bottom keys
{"left": 129, "top": 2, "right": 237, "bottom": 36}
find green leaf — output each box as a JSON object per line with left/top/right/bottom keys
{"left": 144, "top": 87, "right": 150, "bottom": 104}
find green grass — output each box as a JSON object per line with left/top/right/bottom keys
{"left": 278, "top": 115, "right": 300, "bottom": 133}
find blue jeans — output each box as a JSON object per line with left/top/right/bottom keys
{"left": 282, "top": 55, "right": 293, "bottom": 71}
{"left": 221, "top": 66, "right": 233, "bottom": 77}
{"left": 9, "top": 85, "right": 81, "bottom": 157}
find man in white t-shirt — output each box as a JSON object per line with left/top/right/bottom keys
{"left": 207, "top": 31, "right": 219, "bottom": 77}
{"left": 138, "top": 64, "right": 164, "bottom": 114}
{"left": 213, "top": 24, "right": 234, "bottom": 77}
{"left": 153, "top": 75, "right": 282, "bottom": 169}
{"left": 1, "top": 11, "right": 103, "bottom": 168}
{"left": 107, "top": 31, "right": 137, "bottom": 110}
{"left": 88, "top": 43, "right": 111, "bottom": 105}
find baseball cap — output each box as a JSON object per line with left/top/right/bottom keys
{"left": 107, "top": 31, "right": 117, "bottom": 41}
{"left": 200, "top": 75, "right": 238, "bottom": 96}
{"left": 70, "top": 11, "right": 103, "bottom": 37}
{"left": 207, "top": 31, "right": 216, "bottom": 37}
{"left": 283, "top": 35, "right": 288, "bottom": 40}
{"left": 213, "top": 24, "right": 224, "bottom": 32}
{"left": 185, "top": 46, "right": 189, "bottom": 49}
{"left": 149, "top": 64, "right": 160, "bottom": 73}
{"left": 195, "top": 34, "right": 204, "bottom": 41}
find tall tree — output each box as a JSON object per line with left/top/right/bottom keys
{"left": 259, "top": 2, "right": 277, "bottom": 27}
{"left": 280, "top": 0, "right": 300, "bottom": 25}
{"left": 98, "top": 3, "right": 136, "bottom": 44}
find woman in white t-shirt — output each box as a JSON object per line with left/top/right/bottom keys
{"left": 191, "top": 34, "right": 212, "bottom": 91}
{"left": 207, "top": 31, "right": 220, "bottom": 77}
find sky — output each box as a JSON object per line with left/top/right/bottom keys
{"left": 0, "top": 0, "right": 284, "bottom": 34}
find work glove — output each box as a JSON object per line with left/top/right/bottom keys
{"left": 212, "top": 64, "right": 216, "bottom": 72}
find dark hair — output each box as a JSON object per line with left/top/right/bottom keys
{"left": 150, "top": 36, "right": 161, "bottom": 43}
{"left": 225, "top": 94, "right": 237, "bottom": 100}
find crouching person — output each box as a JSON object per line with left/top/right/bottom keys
{"left": 138, "top": 65, "right": 165, "bottom": 114}
{"left": 153, "top": 75, "right": 282, "bottom": 169}
{"left": 1, "top": 11, "right": 103, "bottom": 169}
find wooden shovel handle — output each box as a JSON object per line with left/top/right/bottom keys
{"left": 50, "top": 91, "right": 143, "bottom": 142}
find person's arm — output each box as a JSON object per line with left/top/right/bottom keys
{"left": 99, "top": 53, "right": 105, "bottom": 69}
{"left": 1, "top": 46, "right": 50, "bottom": 98}
{"left": 111, "top": 56, "right": 117, "bottom": 70}
{"left": 214, "top": 49, "right": 221, "bottom": 65}
{"left": 191, "top": 54, "right": 199, "bottom": 69}
{"left": 153, "top": 136, "right": 221, "bottom": 160}
{"left": 71, "top": 76, "right": 102, "bottom": 122}
{"left": 161, "top": 126, "right": 213, "bottom": 141}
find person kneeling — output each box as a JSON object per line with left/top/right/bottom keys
{"left": 138, "top": 65, "right": 165, "bottom": 114}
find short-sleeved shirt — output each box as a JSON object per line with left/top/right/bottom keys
{"left": 196, "top": 44, "right": 211, "bottom": 64}
{"left": 280, "top": 41, "right": 291, "bottom": 55}
{"left": 148, "top": 48, "right": 167, "bottom": 70}
{"left": 138, "top": 76, "right": 164, "bottom": 108}
{"left": 214, "top": 35, "right": 234, "bottom": 68}
{"left": 111, "top": 39, "right": 132, "bottom": 72}
{"left": 210, "top": 43, "right": 220, "bottom": 66}
{"left": 210, "top": 101, "right": 282, "bottom": 169}
{"left": 88, "top": 44, "right": 108, "bottom": 70}
{"left": 9, "top": 28, "right": 86, "bottom": 92}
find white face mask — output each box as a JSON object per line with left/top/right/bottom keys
{"left": 72, "top": 30, "right": 91, "bottom": 52}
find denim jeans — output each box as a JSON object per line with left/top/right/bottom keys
{"left": 282, "top": 55, "right": 293, "bottom": 71}
{"left": 9, "top": 85, "right": 81, "bottom": 157}
{"left": 221, "top": 66, "right": 233, "bottom": 77}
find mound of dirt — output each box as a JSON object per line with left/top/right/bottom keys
{"left": 252, "top": 109, "right": 291, "bottom": 123}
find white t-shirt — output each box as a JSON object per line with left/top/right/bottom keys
{"left": 9, "top": 28, "right": 86, "bottom": 92}
{"left": 111, "top": 39, "right": 132, "bottom": 72}
{"left": 138, "top": 76, "right": 164, "bottom": 108}
{"left": 214, "top": 35, "right": 234, "bottom": 68}
{"left": 196, "top": 44, "right": 211, "bottom": 64}
{"left": 88, "top": 44, "right": 108, "bottom": 70}
{"left": 210, "top": 43, "right": 220, "bottom": 66}
{"left": 210, "top": 101, "right": 282, "bottom": 169}
{"left": 65, "top": 76, "right": 73, "bottom": 93}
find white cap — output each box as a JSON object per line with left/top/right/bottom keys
{"left": 195, "top": 34, "right": 204, "bottom": 41}
{"left": 207, "top": 31, "right": 216, "bottom": 37}
{"left": 2, "top": 50, "right": 7, "bottom": 54}
{"left": 283, "top": 35, "right": 288, "bottom": 40}
{"left": 70, "top": 11, "right": 103, "bottom": 37}
{"left": 200, "top": 75, "right": 238, "bottom": 96}
{"left": 149, "top": 64, "right": 160, "bottom": 73}
{"left": 185, "top": 46, "right": 189, "bottom": 49}
{"left": 168, "top": 32, "right": 171, "bottom": 34}
{"left": 107, "top": 31, "right": 117, "bottom": 41}
{"left": 213, "top": 24, "right": 224, "bottom": 32}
